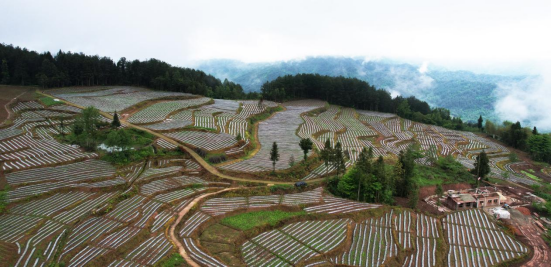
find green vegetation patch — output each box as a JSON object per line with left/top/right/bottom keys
{"left": 521, "top": 170, "right": 541, "bottom": 182}
{"left": 156, "top": 253, "right": 187, "bottom": 267}
{"left": 39, "top": 96, "right": 61, "bottom": 106}
{"left": 0, "top": 187, "right": 8, "bottom": 213}
{"left": 414, "top": 156, "right": 474, "bottom": 186}
{"left": 220, "top": 210, "right": 305, "bottom": 230}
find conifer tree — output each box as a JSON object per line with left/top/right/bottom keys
{"left": 299, "top": 138, "right": 313, "bottom": 162}
{"left": 111, "top": 111, "right": 121, "bottom": 128}
{"left": 320, "top": 138, "right": 332, "bottom": 175}
{"left": 332, "top": 142, "right": 346, "bottom": 178}
{"left": 270, "top": 142, "right": 280, "bottom": 173}
{"left": 477, "top": 115, "right": 483, "bottom": 131}
{"left": 472, "top": 150, "right": 491, "bottom": 187}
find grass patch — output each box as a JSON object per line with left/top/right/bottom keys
{"left": 39, "top": 96, "right": 61, "bottom": 106}
{"left": 0, "top": 187, "right": 8, "bottom": 214}
{"left": 220, "top": 210, "right": 305, "bottom": 230}
{"left": 156, "top": 253, "right": 187, "bottom": 267}
{"left": 413, "top": 156, "right": 474, "bottom": 186}
{"left": 183, "top": 126, "right": 217, "bottom": 132}
{"left": 248, "top": 106, "right": 284, "bottom": 126}
{"left": 521, "top": 170, "right": 542, "bottom": 182}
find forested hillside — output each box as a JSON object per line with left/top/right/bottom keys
{"left": 0, "top": 43, "right": 250, "bottom": 100}
{"left": 262, "top": 74, "right": 467, "bottom": 130}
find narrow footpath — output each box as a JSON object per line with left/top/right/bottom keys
{"left": 1, "top": 91, "right": 26, "bottom": 126}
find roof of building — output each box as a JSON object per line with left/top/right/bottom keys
{"left": 449, "top": 194, "right": 476, "bottom": 203}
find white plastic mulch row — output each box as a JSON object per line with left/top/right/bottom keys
{"left": 222, "top": 101, "right": 325, "bottom": 172}
{"left": 105, "top": 196, "right": 145, "bottom": 223}
{"left": 122, "top": 233, "right": 173, "bottom": 266}
{"left": 0, "top": 214, "right": 43, "bottom": 243}
{"left": 5, "top": 159, "right": 115, "bottom": 185}
{"left": 154, "top": 187, "right": 204, "bottom": 204}
{"left": 304, "top": 195, "right": 381, "bottom": 214}
{"left": 140, "top": 175, "right": 207, "bottom": 196}
{"left": 54, "top": 192, "right": 116, "bottom": 224}
{"left": 183, "top": 237, "right": 227, "bottom": 267}
{"left": 166, "top": 131, "right": 237, "bottom": 151}
{"left": 333, "top": 218, "right": 398, "bottom": 267}
{"left": 10, "top": 191, "right": 94, "bottom": 217}
{"left": 179, "top": 211, "right": 212, "bottom": 237}
{"left": 127, "top": 97, "right": 210, "bottom": 124}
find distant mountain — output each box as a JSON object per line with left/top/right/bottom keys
{"left": 196, "top": 57, "right": 527, "bottom": 124}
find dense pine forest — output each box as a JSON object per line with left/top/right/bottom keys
{"left": 0, "top": 43, "right": 254, "bottom": 100}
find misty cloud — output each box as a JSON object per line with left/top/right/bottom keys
{"left": 494, "top": 74, "right": 551, "bottom": 131}
{"left": 385, "top": 64, "right": 435, "bottom": 97}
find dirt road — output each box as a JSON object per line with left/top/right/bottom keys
{"left": 0, "top": 91, "right": 26, "bottom": 125}
{"left": 168, "top": 188, "right": 238, "bottom": 267}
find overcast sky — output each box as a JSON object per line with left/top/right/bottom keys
{"left": 1, "top": 0, "right": 550, "bottom": 129}
{"left": 0, "top": 0, "right": 550, "bottom": 75}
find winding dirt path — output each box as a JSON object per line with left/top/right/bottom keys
{"left": 0, "top": 91, "right": 26, "bottom": 126}
{"left": 168, "top": 188, "right": 238, "bottom": 267}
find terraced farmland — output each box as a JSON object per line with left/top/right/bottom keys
{"left": 222, "top": 100, "right": 325, "bottom": 172}
{"left": 49, "top": 87, "right": 194, "bottom": 113}
{"left": 127, "top": 97, "right": 211, "bottom": 124}
{"left": 243, "top": 219, "right": 350, "bottom": 266}
{"left": 443, "top": 210, "right": 528, "bottom": 267}
{"left": 0, "top": 87, "right": 540, "bottom": 267}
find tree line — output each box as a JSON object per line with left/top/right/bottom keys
{"left": 0, "top": 43, "right": 259, "bottom": 100}
{"left": 260, "top": 74, "right": 471, "bottom": 131}
{"left": 325, "top": 143, "right": 422, "bottom": 208}
{"left": 485, "top": 120, "right": 550, "bottom": 164}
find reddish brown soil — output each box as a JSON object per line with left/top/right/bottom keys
{"left": 394, "top": 197, "right": 442, "bottom": 215}
{"left": 516, "top": 207, "right": 531, "bottom": 216}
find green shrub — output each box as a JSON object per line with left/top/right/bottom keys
{"left": 270, "top": 184, "right": 294, "bottom": 193}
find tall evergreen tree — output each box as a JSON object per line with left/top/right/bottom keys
{"left": 111, "top": 111, "right": 121, "bottom": 128}
{"left": 270, "top": 142, "right": 280, "bottom": 173}
{"left": 472, "top": 150, "right": 491, "bottom": 186}
{"left": 532, "top": 126, "right": 538, "bottom": 135}
{"left": 320, "top": 138, "right": 333, "bottom": 175}
{"left": 477, "top": 115, "right": 483, "bottom": 131}
{"left": 299, "top": 138, "right": 313, "bottom": 162}
{"left": 332, "top": 142, "right": 346, "bottom": 178}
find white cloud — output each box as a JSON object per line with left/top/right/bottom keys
{"left": 385, "top": 65, "right": 435, "bottom": 97}
{"left": 494, "top": 71, "right": 551, "bottom": 131}
{"left": 418, "top": 62, "right": 429, "bottom": 74}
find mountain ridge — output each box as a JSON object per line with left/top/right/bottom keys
{"left": 196, "top": 57, "right": 528, "bottom": 124}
